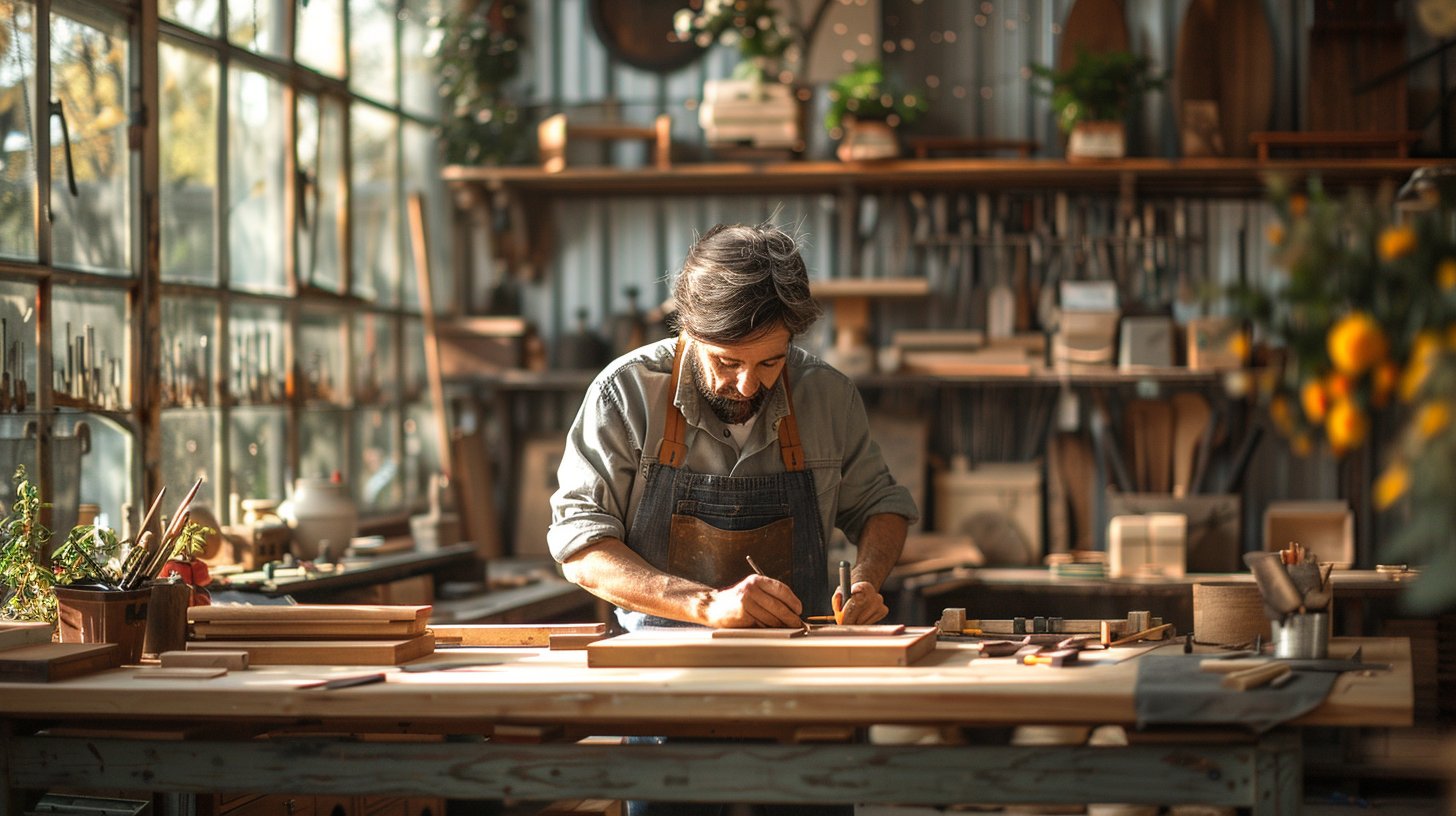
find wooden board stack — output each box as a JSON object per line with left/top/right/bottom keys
{"left": 186, "top": 605, "right": 435, "bottom": 665}
{"left": 587, "top": 627, "right": 937, "bottom": 668}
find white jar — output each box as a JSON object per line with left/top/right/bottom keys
{"left": 279, "top": 477, "right": 357, "bottom": 561}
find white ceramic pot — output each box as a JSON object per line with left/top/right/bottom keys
{"left": 280, "top": 477, "right": 358, "bottom": 561}
{"left": 1067, "top": 120, "right": 1126, "bottom": 161}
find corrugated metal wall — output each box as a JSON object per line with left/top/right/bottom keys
{"left": 478, "top": 0, "right": 1453, "bottom": 561}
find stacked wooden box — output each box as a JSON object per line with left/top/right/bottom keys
{"left": 186, "top": 605, "right": 435, "bottom": 665}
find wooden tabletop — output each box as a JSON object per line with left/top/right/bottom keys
{"left": 0, "top": 637, "right": 1410, "bottom": 734}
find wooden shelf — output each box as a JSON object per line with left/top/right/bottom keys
{"left": 444, "top": 157, "right": 1439, "bottom": 199}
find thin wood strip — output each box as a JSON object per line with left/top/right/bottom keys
{"left": 430, "top": 624, "right": 607, "bottom": 648}
{"left": 188, "top": 605, "right": 431, "bottom": 623}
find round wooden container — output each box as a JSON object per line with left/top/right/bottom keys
{"left": 1193, "top": 581, "right": 1271, "bottom": 647}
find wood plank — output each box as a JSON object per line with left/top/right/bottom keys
{"left": 586, "top": 627, "right": 936, "bottom": 668}
{"left": 159, "top": 650, "right": 250, "bottom": 670}
{"left": 429, "top": 623, "right": 607, "bottom": 647}
{"left": 189, "top": 605, "right": 431, "bottom": 623}
{"left": 1057, "top": 0, "right": 1130, "bottom": 75}
{"left": 191, "top": 619, "right": 428, "bottom": 639}
{"left": 134, "top": 666, "right": 229, "bottom": 680}
{"left": 0, "top": 643, "right": 122, "bottom": 682}
{"left": 186, "top": 635, "right": 435, "bottom": 666}
{"left": 0, "top": 621, "right": 57, "bottom": 651}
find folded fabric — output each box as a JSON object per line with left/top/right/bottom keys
{"left": 1135, "top": 655, "right": 1338, "bottom": 733}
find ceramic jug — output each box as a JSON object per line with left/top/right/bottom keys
{"left": 280, "top": 474, "right": 357, "bottom": 561}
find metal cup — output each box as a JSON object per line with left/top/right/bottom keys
{"left": 1272, "top": 612, "right": 1329, "bottom": 659}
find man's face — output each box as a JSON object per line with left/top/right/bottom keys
{"left": 688, "top": 326, "right": 791, "bottom": 425}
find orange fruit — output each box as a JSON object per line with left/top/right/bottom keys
{"left": 1439, "top": 258, "right": 1456, "bottom": 291}
{"left": 1417, "top": 400, "right": 1452, "bottom": 440}
{"left": 1373, "top": 463, "right": 1410, "bottom": 510}
{"left": 1327, "top": 312, "right": 1388, "bottom": 375}
{"left": 1378, "top": 224, "right": 1417, "bottom": 262}
{"left": 1301, "top": 379, "right": 1329, "bottom": 422}
{"left": 1325, "top": 399, "right": 1368, "bottom": 455}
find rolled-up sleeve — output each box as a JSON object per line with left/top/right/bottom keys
{"left": 831, "top": 384, "right": 920, "bottom": 543}
{"left": 548, "top": 380, "right": 642, "bottom": 563}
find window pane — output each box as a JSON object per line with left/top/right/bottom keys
{"left": 298, "top": 407, "right": 345, "bottom": 484}
{"left": 354, "top": 406, "right": 400, "bottom": 511}
{"left": 228, "top": 67, "right": 286, "bottom": 294}
{"left": 348, "top": 0, "right": 396, "bottom": 105}
{"left": 162, "top": 297, "right": 218, "bottom": 408}
{"left": 296, "top": 94, "right": 344, "bottom": 293}
{"left": 53, "top": 413, "right": 132, "bottom": 539}
{"left": 403, "top": 401, "right": 437, "bottom": 506}
{"left": 229, "top": 406, "right": 286, "bottom": 509}
{"left": 353, "top": 311, "right": 396, "bottom": 403}
{"left": 401, "top": 119, "right": 448, "bottom": 311}
{"left": 229, "top": 0, "right": 285, "bottom": 57}
{"left": 296, "top": 0, "right": 344, "bottom": 76}
{"left": 161, "top": 0, "right": 219, "bottom": 36}
{"left": 399, "top": 0, "right": 441, "bottom": 119}
{"left": 0, "top": 281, "right": 36, "bottom": 415}
{"left": 160, "top": 409, "right": 216, "bottom": 517}
{"left": 402, "top": 317, "right": 424, "bottom": 401}
{"left": 350, "top": 104, "right": 397, "bottom": 305}
{"left": 50, "top": 8, "right": 130, "bottom": 275}
{"left": 297, "top": 309, "right": 346, "bottom": 406}
{"left": 0, "top": 415, "right": 38, "bottom": 495}
{"left": 52, "top": 287, "right": 128, "bottom": 411}
{"left": 228, "top": 303, "right": 284, "bottom": 404}
{"left": 160, "top": 40, "right": 218, "bottom": 285}
{"left": 0, "top": 0, "right": 37, "bottom": 262}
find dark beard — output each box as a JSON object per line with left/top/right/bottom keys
{"left": 690, "top": 356, "right": 768, "bottom": 424}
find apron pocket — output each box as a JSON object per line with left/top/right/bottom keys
{"left": 674, "top": 500, "right": 791, "bottom": 525}
{"left": 667, "top": 514, "right": 794, "bottom": 588}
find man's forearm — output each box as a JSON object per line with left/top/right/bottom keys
{"left": 852, "top": 513, "right": 908, "bottom": 588}
{"left": 561, "top": 538, "right": 716, "bottom": 625}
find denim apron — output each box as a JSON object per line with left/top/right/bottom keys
{"left": 617, "top": 337, "right": 829, "bottom": 631}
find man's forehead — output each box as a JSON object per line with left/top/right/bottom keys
{"left": 694, "top": 327, "right": 790, "bottom": 360}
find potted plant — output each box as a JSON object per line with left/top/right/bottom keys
{"left": 1229, "top": 170, "right": 1456, "bottom": 613}
{"left": 1030, "top": 47, "right": 1163, "bottom": 161}
{"left": 824, "top": 61, "right": 928, "bottom": 162}
{"left": 0, "top": 466, "right": 59, "bottom": 622}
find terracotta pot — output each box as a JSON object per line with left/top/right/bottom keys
{"left": 837, "top": 119, "right": 900, "bottom": 162}
{"left": 1067, "top": 120, "right": 1126, "bottom": 161}
{"left": 56, "top": 585, "right": 149, "bottom": 663}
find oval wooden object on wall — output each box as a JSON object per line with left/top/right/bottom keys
{"left": 1056, "top": 0, "right": 1130, "bottom": 73}
{"left": 1174, "top": 0, "right": 1275, "bottom": 158}
{"left": 590, "top": 0, "right": 704, "bottom": 74}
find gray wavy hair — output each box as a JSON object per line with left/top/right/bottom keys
{"left": 671, "top": 222, "right": 823, "bottom": 343}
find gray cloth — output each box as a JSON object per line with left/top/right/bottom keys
{"left": 548, "top": 338, "right": 919, "bottom": 562}
{"left": 1135, "top": 655, "right": 1338, "bottom": 733}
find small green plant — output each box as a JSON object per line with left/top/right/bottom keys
{"left": 1030, "top": 47, "right": 1164, "bottom": 133}
{"left": 52, "top": 524, "right": 125, "bottom": 587}
{"left": 0, "top": 466, "right": 58, "bottom": 622}
{"left": 171, "top": 521, "right": 212, "bottom": 560}
{"left": 823, "top": 61, "right": 928, "bottom": 138}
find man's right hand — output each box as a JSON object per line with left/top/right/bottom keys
{"left": 705, "top": 574, "right": 804, "bottom": 628}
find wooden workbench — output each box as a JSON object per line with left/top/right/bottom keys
{"left": 1, "top": 637, "right": 1411, "bottom": 814}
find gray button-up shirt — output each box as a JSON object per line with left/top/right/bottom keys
{"left": 548, "top": 337, "right": 919, "bottom": 563}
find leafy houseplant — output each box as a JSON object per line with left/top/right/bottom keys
{"left": 674, "top": 0, "right": 797, "bottom": 82}
{"left": 823, "top": 61, "right": 928, "bottom": 141}
{"left": 1029, "top": 48, "right": 1163, "bottom": 160}
{"left": 430, "top": 0, "right": 530, "bottom": 166}
{"left": 0, "top": 467, "right": 58, "bottom": 622}
{"left": 1229, "top": 171, "right": 1456, "bottom": 613}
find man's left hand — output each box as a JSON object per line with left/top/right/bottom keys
{"left": 835, "top": 581, "right": 889, "bottom": 625}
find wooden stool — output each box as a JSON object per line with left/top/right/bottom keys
{"left": 538, "top": 113, "right": 671, "bottom": 173}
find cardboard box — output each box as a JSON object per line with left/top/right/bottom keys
{"left": 1106, "top": 492, "right": 1241, "bottom": 573}
{"left": 934, "top": 459, "right": 1042, "bottom": 566}
{"left": 1108, "top": 512, "right": 1187, "bottom": 578}
{"left": 1264, "top": 500, "right": 1353, "bottom": 567}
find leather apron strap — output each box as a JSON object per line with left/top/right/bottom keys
{"left": 659, "top": 337, "right": 806, "bottom": 472}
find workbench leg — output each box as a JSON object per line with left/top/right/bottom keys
{"left": 1250, "top": 729, "right": 1303, "bottom": 816}
{"left": 1, "top": 721, "right": 21, "bottom": 816}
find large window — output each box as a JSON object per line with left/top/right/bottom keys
{"left": 0, "top": 0, "right": 450, "bottom": 534}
